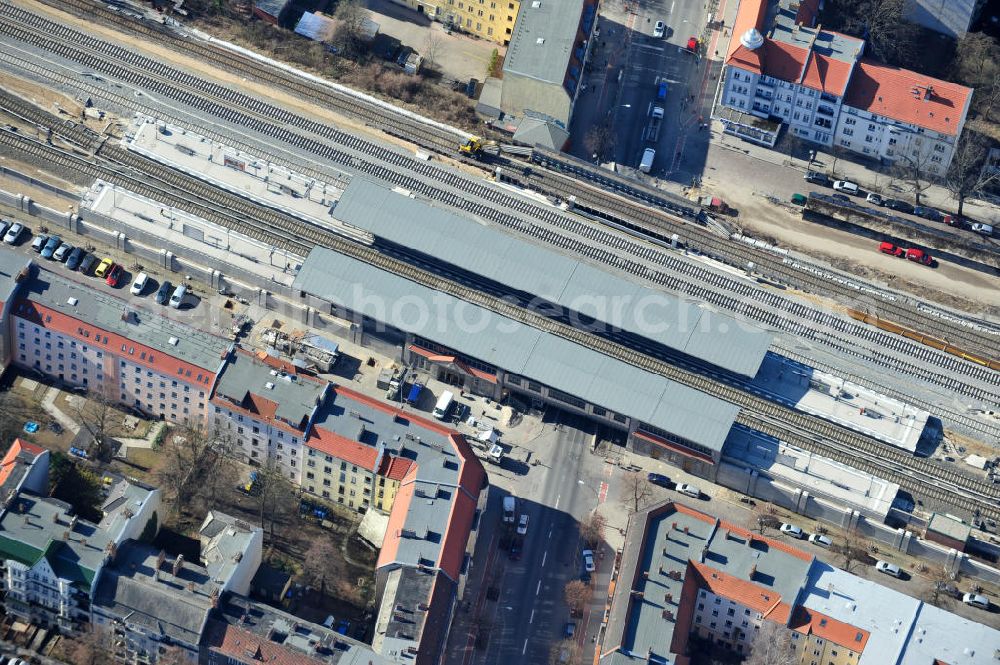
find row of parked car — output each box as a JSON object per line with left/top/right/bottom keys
{"left": 2, "top": 219, "right": 190, "bottom": 308}
{"left": 878, "top": 242, "right": 934, "bottom": 266}
{"left": 804, "top": 171, "right": 994, "bottom": 235}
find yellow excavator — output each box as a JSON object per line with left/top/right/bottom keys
{"left": 459, "top": 136, "right": 499, "bottom": 158}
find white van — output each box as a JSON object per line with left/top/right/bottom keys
{"left": 432, "top": 390, "right": 455, "bottom": 420}
{"left": 639, "top": 148, "right": 655, "bottom": 173}
{"left": 169, "top": 283, "right": 187, "bottom": 309}
{"left": 832, "top": 180, "right": 859, "bottom": 195}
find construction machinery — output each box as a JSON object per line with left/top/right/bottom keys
{"left": 459, "top": 136, "right": 499, "bottom": 158}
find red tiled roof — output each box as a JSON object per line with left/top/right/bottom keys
{"left": 378, "top": 479, "right": 415, "bottom": 569}
{"left": 254, "top": 349, "right": 300, "bottom": 375}
{"left": 690, "top": 561, "right": 784, "bottom": 616}
{"left": 438, "top": 490, "right": 479, "bottom": 581}
{"left": 407, "top": 345, "right": 497, "bottom": 383}
{"left": 378, "top": 455, "right": 414, "bottom": 482}
{"left": 801, "top": 53, "right": 853, "bottom": 96}
{"left": 0, "top": 439, "right": 45, "bottom": 487}
{"left": 843, "top": 59, "right": 972, "bottom": 136}
{"left": 16, "top": 300, "right": 219, "bottom": 384}
{"left": 306, "top": 426, "right": 379, "bottom": 471}
{"left": 726, "top": 0, "right": 767, "bottom": 63}
{"left": 208, "top": 622, "right": 324, "bottom": 665}
{"left": 789, "top": 606, "right": 870, "bottom": 652}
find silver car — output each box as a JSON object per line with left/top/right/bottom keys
{"left": 53, "top": 242, "right": 74, "bottom": 262}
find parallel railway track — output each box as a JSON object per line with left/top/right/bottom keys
{"left": 4, "top": 124, "right": 999, "bottom": 521}
{"left": 11, "top": 0, "right": 1000, "bottom": 358}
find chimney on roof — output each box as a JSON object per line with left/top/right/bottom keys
{"left": 750, "top": 564, "right": 757, "bottom": 579}
{"left": 62, "top": 530, "right": 70, "bottom": 541}
{"left": 234, "top": 551, "right": 243, "bottom": 563}
{"left": 173, "top": 554, "right": 185, "bottom": 577}
{"left": 683, "top": 526, "right": 689, "bottom": 535}
{"left": 671, "top": 522, "right": 678, "bottom": 531}
{"left": 661, "top": 609, "right": 674, "bottom": 622}
{"left": 70, "top": 516, "right": 78, "bottom": 530}
{"left": 700, "top": 547, "right": 708, "bottom": 562}
{"left": 187, "top": 581, "right": 196, "bottom": 592}
{"left": 210, "top": 586, "right": 220, "bottom": 608}
{"left": 52, "top": 512, "right": 60, "bottom": 524}
{"left": 105, "top": 541, "right": 117, "bottom": 563}
{"left": 157, "top": 549, "right": 167, "bottom": 571}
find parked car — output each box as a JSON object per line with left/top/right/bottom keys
{"left": 517, "top": 513, "right": 529, "bottom": 536}
{"left": 686, "top": 36, "right": 698, "bottom": 51}
{"left": 804, "top": 171, "right": 832, "bottom": 187}
{"left": 653, "top": 20, "right": 665, "bottom": 37}
{"left": 912, "top": 205, "right": 941, "bottom": 222}
{"left": 509, "top": 536, "right": 523, "bottom": 560}
{"left": 971, "top": 222, "right": 994, "bottom": 235}
{"left": 962, "top": 593, "right": 989, "bottom": 610}
{"left": 40, "top": 236, "right": 62, "bottom": 259}
{"left": 875, "top": 560, "right": 902, "bottom": 578}
{"left": 3, "top": 222, "right": 25, "bottom": 244}
{"left": 79, "top": 253, "right": 97, "bottom": 275}
{"left": 832, "top": 180, "right": 860, "bottom": 195}
{"left": 582, "top": 549, "right": 595, "bottom": 573}
{"left": 105, "top": 263, "right": 124, "bottom": 287}
{"left": 879, "top": 242, "right": 905, "bottom": 257}
{"left": 808, "top": 533, "right": 832, "bottom": 547}
{"left": 156, "top": 279, "right": 173, "bottom": 305}
{"left": 130, "top": 271, "right": 149, "bottom": 296}
{"left": 934, "top": 581, "right": 961, "bottom": 599}
{"left": 656, "top": 80, "right": 668, "bottom": 101}
{"left": 647, "top": 472, "right": 671, "bottom": 488}
{"left": 676, "top": 483, "right": 700, "bottom": 499}
{"left": 53, "top": 242, "right": 73, "bottom": 262}
{"left": 563, "top": 622, "right": 576, "bottom": 639}
{"left": 779, "top": 523, "right": 805, "bottom": 539}
{"left": 30, "top": 233, "right": 48, "bottom": 252}
{"left": 884, "top": 198, "right": 914, "bottom": 214}
{"left": 65, "top": 247, "right": 84, "bottom": 271}
{"left": 865, "top": 192, "right": 884, "bottom": 206}
{"left": 94, "top": 257, "right": 113, "bottom": 278}
{"left": 905, "top": 248, "right": 933, "bottom": 266}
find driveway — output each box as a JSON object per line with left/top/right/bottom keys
{"left": 363, "top": 0, "right": 498, "bottom": 83}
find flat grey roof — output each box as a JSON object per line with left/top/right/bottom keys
{"left": 213, "top": 350, "right": 327, "bottom": 427}
{"left": 503, "top": 0, "right": 586, "bottom": 85}
{"left": 0, "top": 248, "right": 30, "bottom": 305}
{"left": 294, "top": 248, "right": 740, "bottom": 451}
{"left": 332, "top": 179, "right": 770, "bottom": 377}
{"left": 19, "top": 269, "right": 231, "bottom": 373}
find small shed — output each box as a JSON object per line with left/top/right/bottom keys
{"left": 925, "top": 513, "right": 972, "bottom": 552}
{"left": 253, "top": 0, "right": 290, "bottom": 25}
{"left": 294, "top": 11, "right": 337, "bottom": 41}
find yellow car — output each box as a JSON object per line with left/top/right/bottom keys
{"left": 94, "top": 257, "right": 113, "bottom": 279}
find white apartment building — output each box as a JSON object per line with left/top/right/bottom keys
{"left": 716, "top": 0, "right": 972, "bottom": 175}
{"left": 210, "top": 349, "right": 328, "bottom": 483}
{"left": 9, "top": 269, "right": 231, "bottom": 428}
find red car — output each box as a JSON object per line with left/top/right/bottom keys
{"left": 906, "top": 248, "right": 933, "bottom": 265}
{"left": 105, "top": 263, "right": 123, "bottom": 287}
{"left": 687, "top": 36, "right": 699, "bottom": 51}
{"left": 879, "top": 242, "right": 905, "bottom": 257}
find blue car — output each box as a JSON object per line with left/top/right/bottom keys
{"left": 40, "top": 235, "right": 61, "bottom": 259}
{"left": 647, "top": 473, "right": 671, "bottom": 488}
{"left": 656, "top": 81, "right": 668, "bottom": 101}
{"left": 66, "top": 247, "right": 85, "bottom": 271}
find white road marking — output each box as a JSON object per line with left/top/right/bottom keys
{"left": 529, "top": 609, "right": 536, "bottom": 624}
{"left": 548, "top": 528, "right": 553, "bottom": 539}
{"left": 536, "top": 580, "right": 542, "bottom": 595}
{"left": 669, "top": 1, "right": 675, "bottom": 12}
{"left": 542, "top": 551, "right": 548, "bottom": 567}
{"left": 555, "top": 494, "right": 561, "bottom": 509}
{"left": 522, "top": 638, "right": 529, "bottom": 655}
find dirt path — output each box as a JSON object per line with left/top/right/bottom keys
{"left": 734, "top": 195, "right": 1000, "bottom": 313}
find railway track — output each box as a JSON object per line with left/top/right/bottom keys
{"left": 2, "top": 1, "right": 998, "bottom": 387}
{"left": 7, "top": 124, "right": 998, "bottom": 520}
{"left": 16, "top": 0, "right": 1000, "bottom": 357}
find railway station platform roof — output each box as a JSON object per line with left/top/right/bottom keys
{"left": 329, "top": 178, "right": 772, "bottom": 378}
{"left": 293, "top": 247, "right": 741, "bottom": 453}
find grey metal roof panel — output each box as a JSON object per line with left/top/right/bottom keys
{"left": 502, "top": 0, "right": 584, "bottom": 85}
{"left": 0, "top": 248, "right": 30, "bottom": 305}
{"left": 331, "top": 179, "right": 770, "bottom": 377}
{"left": 294, "top": 248, "right": 738, "bottom": 451}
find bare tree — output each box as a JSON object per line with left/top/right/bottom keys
{"left": 332, "top": 0, "right": 371, "bottom": 58}
{"left": 750, "top": 502, "right": 781, "bottom": 535}
{"left": 0, "top": 391, "right": 29, "bottom": 451}
{"left": 895, "top": 151, "right": 935, "bottom": 205}
{"left": 564, "top": 580, "right": 590, "bottom": 615}
{"left": 744, "top": 620, "right": 796, "bottom": 665}
{"left": 73, "top": 386, "right": 119, "bottom": 462}
{"left": 579, "top": 511, "right": 606, "bottom": 547}
{"left": 828, "top": 145, "right": 848, "bottom": 177}
{"left": 548, "top": 642, "right": 581, "bottom": 665}
{"left": 301, "top": 538, "right": 344, "bottom": 597}
{"left": 584, "top": 122, "right": 616, "bottom": 162}
{"left": 946, "top": 131, "right": 997, "bottom": 217}
{"left": 954, "top": 32, "right": 1000, "bottom": 88}
{"left": 157, "top": 426, "right": 238, "bottom": 516}
{"left": 837, "top": 531, "right": 871, "bottom": 573}
{"left": 924, "top": 564, "right": 958, "bottom": 607}
{"left": 620, "top": 471, "right": 652, "bottom": 513}
{"left": 253, "top": 457, "right": 297, "bottom": 540}
{"left": 423, "top": 31, "right": 443, "bottom": 69}
{"left": 58, "top": 626, "right": 112, "bottom": 665}
{"left": 980, "top": 72, "right": 1000, "bottom": 122}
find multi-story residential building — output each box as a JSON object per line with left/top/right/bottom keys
{"left": 0, "top": 249, "right": 31, "bottom": 369}
{"left": 92, "top": 512, "right": 261, "bottom": 665}
{"left": 906, "top": 0, "right": 986, "bottom": 38}
{"left": 210, "top": 348, "right": 328, "bottom": 483}
{"left": 8, "top": 262, "right": 232, "bottom": 427}
{"left": 716, "top": 0, "right": 972, "bottom": 175}
{"left": 387, "top": 0, "right": 519, "bottom": 44}
{"left": 602, "top": 500, "right": 1000, "bottom": 665}
{"left": 0, "top": 440, "right": 161, "bottom": 633}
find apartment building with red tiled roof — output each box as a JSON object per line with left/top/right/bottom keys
{"left": 715, "top": 0, "right": 971, "bottom": 174}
